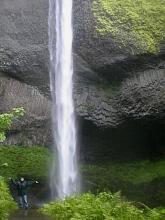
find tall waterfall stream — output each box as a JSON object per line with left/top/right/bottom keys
{"left": 49, "top": 0, "right": 79, "bottom": 198}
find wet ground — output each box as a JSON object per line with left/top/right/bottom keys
{"left": 9, "top": 209, "right": 52, "bottom": 220}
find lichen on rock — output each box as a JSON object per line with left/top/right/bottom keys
{"left": 92, "top": 0, "right": 165, "bottom": 53}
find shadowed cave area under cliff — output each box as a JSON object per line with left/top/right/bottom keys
{"left": 79, "top": 118, "right": 165, "bottom": 163}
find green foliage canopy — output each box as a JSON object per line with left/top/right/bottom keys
{"left": 0, "top": 108, "right": 24, "bottom": 142}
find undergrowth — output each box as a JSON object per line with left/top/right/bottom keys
{"left": 41, "top": 192, "right": 165, "bottom": 220}
{"left": 0, "top": 176, "right": 17, "bottom": 220}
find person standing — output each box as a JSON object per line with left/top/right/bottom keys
{"left": 10, "top": 177, "right": 39, "bottom": 209}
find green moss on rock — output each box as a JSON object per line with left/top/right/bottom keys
{"left": 0, "top": 146, "right": 52, "bottom": 180}
{"left": 82, "top": 160, "right": 165, "bottom": 206}
{"left": 0, "top": 176, "right": 17, "bottom": 220}
{"left": 93, "top": 0, "right": 165, "bottom": 53}
{"left": 82, "top": 160, "right": 165, "bottom": 186}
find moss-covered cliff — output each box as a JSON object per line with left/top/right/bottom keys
{"left": 93, "top": 0, "right": 165, "bottom": 53}
{"left": 0, "top": 146, "right": 51, "bottom": 179}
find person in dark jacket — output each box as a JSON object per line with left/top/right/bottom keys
{"left": 10, "top": 177, "right": 39, "bottom": 209}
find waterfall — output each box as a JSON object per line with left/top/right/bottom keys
{"left": 49, "top": 0, "right": 79, "bottom": 198}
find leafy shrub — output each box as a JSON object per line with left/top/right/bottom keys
{"left": 0, "top": 176, "right": 17, "bottom": 220}
{"left": 0, "top": 146, "right": 52, "bottom": 180}
{"left": 0, "top": 108, "right": 24, "bottom": 142}
{"left": 41, "top": 192, "right": 164, "bottom": 220}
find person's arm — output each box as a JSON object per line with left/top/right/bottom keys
{"left": 9, "top": 178, "right": 17, "bottom": 186}
{"left": 26, "top": 180, "right": 39, "bottom": 187}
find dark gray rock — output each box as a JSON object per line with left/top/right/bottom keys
{"left": 73, "top": 0, "right": 165, "bottom": 78}
{"left": 1, "top": 0, "right": 164, "bottom": 89}
{"left": 0, "top": 0, "right": 49, "bottom": 94}
{"left": 73, "top": 0, "right": 128, "bottom": 69}
{"left": 118, "top": 69, "right": 165, "bottom": 121}
{"left": 0, "top": 74, "right": 51, "bottom": 146}
{"left": 75, "top": 69, "right": 165, "bottom": 128}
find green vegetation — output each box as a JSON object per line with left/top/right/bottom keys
{"left": 82, "top": 160, "right": 165, "bottom": 185}
{"left": 0, "top": 176, "right": 17, "bottom": 220}
{"left": 0, "top": 146, "right": 52, "bottom": 180}
{"left": 41, "top": 192, "right": 165, "bottom": 220}
{"left": 93, "top": 0, "right": 165, "bottom": 53}
{"left": 0, "top": 146, "right": 52, "bottom": 219}
{"left": 0, "top": 108, "right": 24, "bottom": 142}
{"left": 81, "top": 160, "right": 165, "bottom": 206}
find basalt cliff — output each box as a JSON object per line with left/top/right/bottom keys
{"left": 0, "top": 0, "right": 164, "bottom": 161}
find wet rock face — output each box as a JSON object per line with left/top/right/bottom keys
{"left": 1, "top": 0, "right": 164, "bottom": 89}
{"left": 0, "top": 0, "right": 164, "bottom": 151}
{"left": 0, "top": 0, "right": 49, "bottom": 94}
{"left": 0, "top": 74, "right": 51, "bottom": 146}
{"left": 73, "top": 0, "right": 129, "bottom": 70}
{"left": 75, "top": 69, "right": 165, "bottom": 127}
{"left": 118, "top": 69, "right": 165, "bottom": 122}
{"left": 79, "top": 113, "right": 165, "bottom": 163}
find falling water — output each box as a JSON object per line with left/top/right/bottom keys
{"left": 49, "top": 0, "right": 79, "bottom": 198}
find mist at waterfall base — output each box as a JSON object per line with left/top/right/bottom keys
{"left": 49, "top": 0, "right": 79, "bottom": 199}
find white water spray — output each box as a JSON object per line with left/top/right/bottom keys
{"left": 49, "top": 0, "right": 79, "bottom": 198}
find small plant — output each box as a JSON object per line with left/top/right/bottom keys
{"left": 0, "top": 107, "right": 24, "bottom": 142}
{"left": 41, "top": 192, "right": 164, "bottom": 220}
{"left": 0, "top": 176, "right": 17, "bottom": 220}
